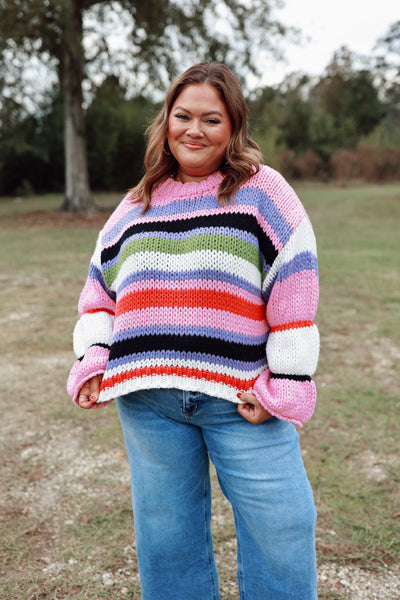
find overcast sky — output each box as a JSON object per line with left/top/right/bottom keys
{"left": 264, "top": 0, "right": 399, "bottom": 84}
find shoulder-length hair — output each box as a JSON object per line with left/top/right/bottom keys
{"left": 129, "top": 62, "right": 263, "bottom": 212}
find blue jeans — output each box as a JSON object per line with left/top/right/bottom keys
{"left": 117, "top": 389, "right": 317, "bottom": 600}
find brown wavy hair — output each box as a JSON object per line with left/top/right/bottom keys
{"left": 129, "top": 62, "right": 264, "bottom": 212}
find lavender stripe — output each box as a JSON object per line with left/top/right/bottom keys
{"left": 277, "top": 252, "right": 318, "bottom": 282}
{"left": 106, "top": 350, "right": 267, "bottom": 373}
{"left": 117, "top": 269, "right": 261, "bottom": 297}
{"left": 113, "top": 326, "right": 267, "bottom": 346}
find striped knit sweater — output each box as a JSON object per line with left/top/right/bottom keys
{"left": 67, "top": 165, "right": 319, "bottom": 427}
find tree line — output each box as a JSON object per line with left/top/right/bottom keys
{"left": 1, "top": 0, "right": 290, "bottom": 211}
{"left": 0, "top": 2, "right": 399, "bottom": 206}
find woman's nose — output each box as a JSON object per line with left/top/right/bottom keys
{"left": 186, "top": 120, "right": 203, "bottom": 136}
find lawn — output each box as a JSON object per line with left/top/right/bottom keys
{"left": 0, "top": 183, "right": 399, "bottom": 599}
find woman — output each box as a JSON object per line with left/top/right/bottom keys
{"left": 68, "top": 62, "right": 320, "bottom": 600}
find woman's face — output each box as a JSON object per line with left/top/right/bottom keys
{"left": 167, "top": 83, "right": 232, "bottom": 183}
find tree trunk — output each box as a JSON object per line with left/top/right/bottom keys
{"left": 59, "top": 0, "right": 94, "bottom": 212}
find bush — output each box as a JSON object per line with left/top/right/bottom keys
{"left": 330, "top": 149, "right": 359, "bottom": 186}
{"left": 292, "top": 150, "right": 324, "bottom": 180}
{"left": 355, "top": 143, "right": 400, "bottom": 182}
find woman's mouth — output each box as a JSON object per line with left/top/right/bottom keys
{"left": 182, "top": 141, "right": 206, "bottom": 150}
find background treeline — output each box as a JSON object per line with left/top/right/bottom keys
{"left": 1, "top": 48, "right": 399, "bottom": 197}
{"left": 251, "top": 48, "right": 400, "bottom": 186}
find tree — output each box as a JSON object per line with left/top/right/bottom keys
{"left": 310, "top": 48, "right": 385, "bottom": 155}
{"left": 275, "top": 73, "right": 313, "bottom": 154}
{"left": 0, "top": 0, "right": 293, "bottom": 211}
{"left": 374, "top": 21, "right": 400, "bottom": 146}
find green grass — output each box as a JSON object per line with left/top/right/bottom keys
{"left": 1, "top": 183, "right": 399, "bottom": 599}
{"left": 297, "top": 181, "right": 400, "bottom": 568}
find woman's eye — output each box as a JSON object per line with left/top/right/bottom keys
{"left": 175, "top": 113, "right": 189, "bottom": 120}
{"left": 206, "top": 118, "right": 220, "bottom": 125}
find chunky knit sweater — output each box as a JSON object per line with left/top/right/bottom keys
{"left": 67, "top": 166, "right": 319, "bottom": 427}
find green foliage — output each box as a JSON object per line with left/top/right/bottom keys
{"left": 0, "top": 0, "right": 296, "bottom": 207}
{"left": 86, "top": 77, "right": 156, "bottom": 190}
{"left": 0, "top": 91, "right": 64, "bottom": 195}
{"left": 1, "top": 5, "right": 400, "bottom": 194}
{"left": 0, "top": 83, "right": 157, "bottom": 195}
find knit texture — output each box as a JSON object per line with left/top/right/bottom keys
{"left": 67, "top": 165, "right": 319, "bottom": 426}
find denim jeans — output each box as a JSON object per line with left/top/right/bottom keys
{"left": 117, "top": 389, "right": 317, "bottom": 600}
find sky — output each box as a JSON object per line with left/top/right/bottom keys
{"left": 263, "top": 0, "right": 399, "bottom": 84}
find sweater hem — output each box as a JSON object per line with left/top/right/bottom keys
{"left": 97, "top": 375, "right": 242, "bottom": 406}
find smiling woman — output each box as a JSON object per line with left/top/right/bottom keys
{"left": 67, "top": 62, "right": 320, "bottom": 600}
{"left": 167, "top": 84, "right": 232, "bottom": 183}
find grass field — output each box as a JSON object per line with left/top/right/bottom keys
{"left": 0, "top": 183, "right": 399, "bottom": 599}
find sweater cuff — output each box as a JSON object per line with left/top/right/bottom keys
{"left": 67, "top": 345, "right": 112, "bottom": 409}
{"left": 252, "top": 369, "right": 316, "bottom": 427}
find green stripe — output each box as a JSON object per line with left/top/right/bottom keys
{"left": 103, "top": 234, "right": 261, "bottom": 285}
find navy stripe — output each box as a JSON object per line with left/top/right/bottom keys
{"left": 270, "top": 373, "right": 311, "bottom": 382}
{"left": 108, "top": 334, "right": 265, "bottom": 364}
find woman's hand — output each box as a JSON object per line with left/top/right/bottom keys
{"left": 78, "top": 374, "right": 103, "bottom": 409}
{"left": 237, "top": 393, "right": 272, "bottom": 424}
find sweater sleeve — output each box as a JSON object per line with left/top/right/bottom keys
{"left": 67, "top": 232, "right": 116, "bottom": 408}
{"left": 252, "top": 216, "right": 319, "bottom": 427}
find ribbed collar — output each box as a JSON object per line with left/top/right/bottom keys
{"left": 151, "top": 171, "right": 224, "bottom": 203}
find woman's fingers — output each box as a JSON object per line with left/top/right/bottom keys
{"left": 78, "top": 375, "right": 103, "bottom": 409}
{"left": 237, "top": 393, "right": 272, "bottom": 424}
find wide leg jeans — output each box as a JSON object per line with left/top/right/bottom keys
{"left": 117, "top": 388, "right": 318, "bottom": 600}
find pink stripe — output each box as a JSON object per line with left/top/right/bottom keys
{"left": 114, "top": 307, "right": 268, "bottom": 336}
{"left": 267, "top": 271, "right": 319, "bottom": 325}
{"left": 67, "top": 345, "right": 109, "bottom": 405}
{"left": 252, "top": 369, "right": 316, "bottom": 427}
{"left": 119, "top": 279, "right": 263, "bottom": 306}
{"left": 78, "top": 278, "right": 116, "bottom": 315}
{"left": 102, "top": 196, "right": 133, "bottom": 235}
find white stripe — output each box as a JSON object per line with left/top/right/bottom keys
{"left": 90, "top": 233, "right": 103, "bottom": 270}
{"left": 98, "top": 375, "right": 242, "bottom": 405}
{"left": 73, "top": 311, "right": 115, "bottom": 357}
{"left": 109, "top": 250, "right": 262, "bottom": 292}
{"left": 266, "top": 324, "right": 319, "bottom": 376}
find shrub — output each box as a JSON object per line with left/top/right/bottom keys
{"left": 292, "top": 150, "right": 324, "bottom": 180}
{"left": 330, "top": 149, "right": 359, "bottom": 186}
{"left": 356, "top": 143, "right": 400, "bottom": 182}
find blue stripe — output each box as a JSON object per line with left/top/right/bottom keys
{"left": 234, "top": 187, "right": 293, "bottom": 246}
{"left": 113, "top": 327, "right": 267, "bottom": 346}
{"left": 277, "top": 252, "right": 318, "bottom": 282}
{"left": 106, "top": 350, "right": 267, "bottom": 373}
{"left": 88, "top": 264, "right": 116, "bottom": 300}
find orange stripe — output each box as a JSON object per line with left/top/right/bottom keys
{"left": 116, "top": 289, "right": 265, "bottom": 320}
{"left": 100, "top": 365, "right": 256, "bottom": 392}
{"left": 82, "top": 308, "right": 115, "bottom": 317}
{"left": 270, "top": 320, "right": 314, "bottom": 333}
